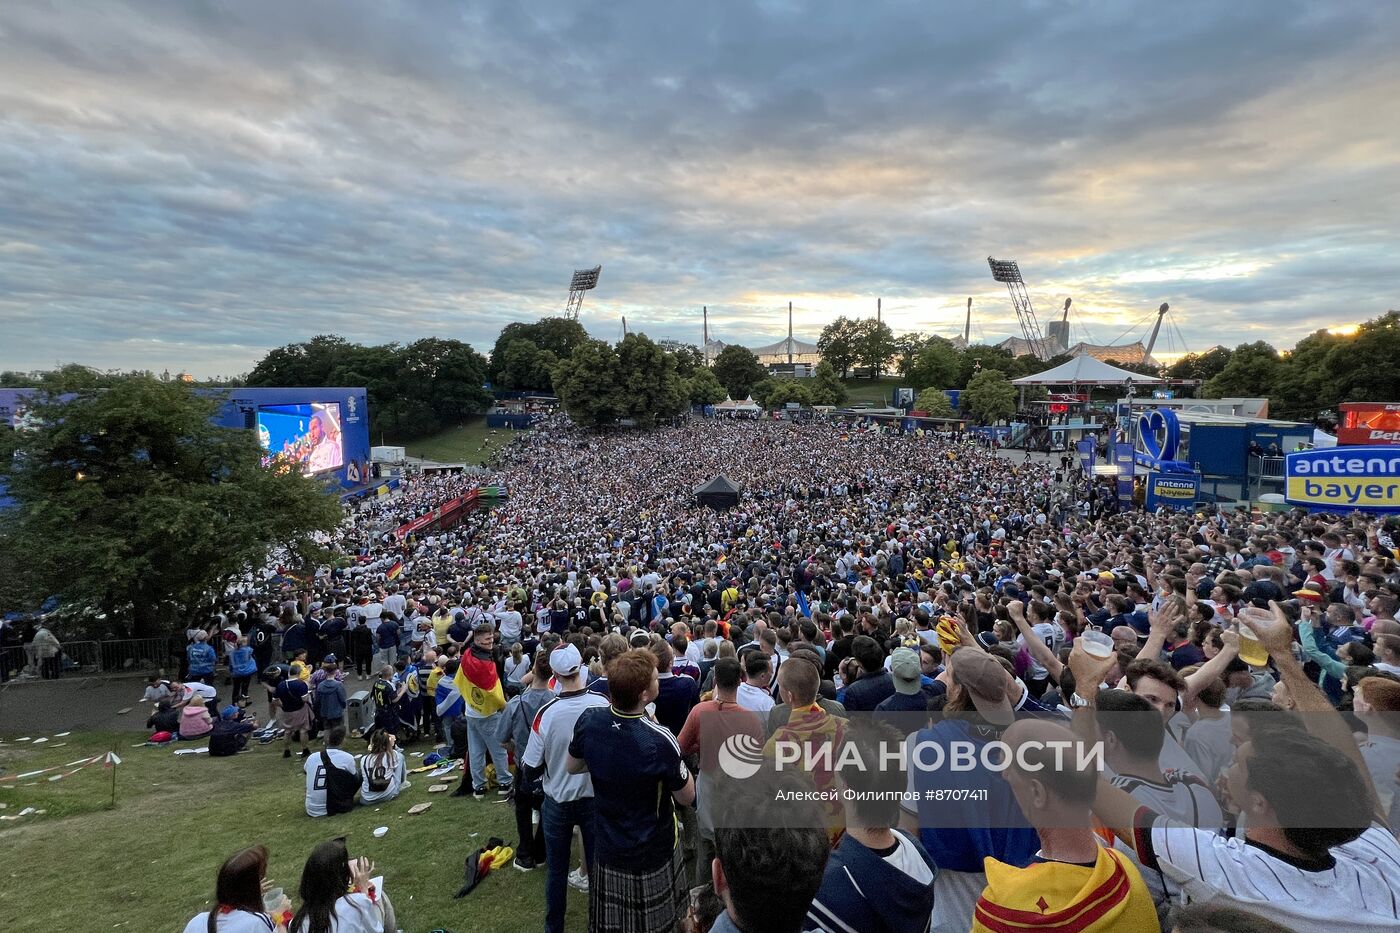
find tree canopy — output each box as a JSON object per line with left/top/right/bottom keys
{"left": 552, "top": 334, "right": 688, "bottom": 429}
{"left": 913, "top": 388, "right": 955, "bottom": 417}
{"left": 961, "top": 370, "right": 1018, "bottom": 424}
{"left": 711, "top": 345, "right": 767, "bottom": 398}
{"left": 0, "top": 375, "right": 342, "bottom": 635}
{"left": 247, "top": 335, "right": 491, "bottom": 439}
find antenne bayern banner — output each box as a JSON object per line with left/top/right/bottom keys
{"left": 1284, "top": 447, "right": 1400, "bottom": 513}
{"left": 1146, "top": 472, "right": 1199, "bottom": 511}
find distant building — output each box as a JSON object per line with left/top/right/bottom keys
{"left": 997, "top": 336, "right": 1149, "bottom": 364}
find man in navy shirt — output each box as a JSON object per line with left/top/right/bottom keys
{"left": 649, "top": 640, "right": 699, "bottom": 737}
{"left": 568, "top": 648, "right": 694, "bottom": 933}
{"left": 841, "top": 636, "right": 895, "bottom": 712}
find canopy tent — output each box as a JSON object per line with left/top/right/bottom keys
{"left": 694, "top": 474, "right": 743, "bottom": 510}
{"left": 1312, "top": 427, "right": 1337, "bottom": 449}
{"left": 1012, "top": 353, "right": 1165, "bottom": 386}
{"left": 713, "top": 395, "right": 761, "bottom": 413}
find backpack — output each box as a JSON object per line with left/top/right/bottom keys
{"left": 365, "top": 754, "right": 392, "bottom": 793}
{"left": 319, "top": 751, "right": 359, "bottom": 815}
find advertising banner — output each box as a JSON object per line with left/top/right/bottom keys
{"left": 1146, "top": 472, "right": 1200, "bottom": 511}
{"left": 1076, "top": 438, "right": 1095, "bottom": 476}
{"left": 1114, "top": 442, "right": 1136, "bottom": 505}
{"left": 1284, "top": 447, "right": 1400, "bottom": 512}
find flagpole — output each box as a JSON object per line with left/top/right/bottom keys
{"left": 108, "top": 740, "right": 119, "bottom": 810}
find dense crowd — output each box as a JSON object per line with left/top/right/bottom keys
{"left": 157, "top": 417, "right": 1400, "bottom": 933}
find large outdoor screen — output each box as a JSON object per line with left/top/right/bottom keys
{"left": 257, "top": 402, "right": 344, "bottom": 475}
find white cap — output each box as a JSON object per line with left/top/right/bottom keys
{"left": 549, "top": 643, "right": 582, "bottom": 677}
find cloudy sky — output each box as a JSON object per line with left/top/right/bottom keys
{"left": 2, "top": 1, "right": 1398, "bottom": 377}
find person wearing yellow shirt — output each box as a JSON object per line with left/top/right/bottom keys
{"left": 432, "top": 607, "right": 454, "bottom": 645}
{"left": 972, "top": 718, "right": 1156, "bottom": 933}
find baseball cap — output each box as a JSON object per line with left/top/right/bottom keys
{"left": 323, "top": 653, "right": 338, "bottom": 664}
{"left": 948, "top": 650, "right": 1014, "bottom": 725}
{"left": 890, "top": 648, "right": 922, "bottom": 695}
{"left": 549, "top": 643, "right": 582, "bottom": 678}
{"left": 220, "top": 705, "right": 240, "bottom": 720}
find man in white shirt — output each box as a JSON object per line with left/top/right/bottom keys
{"left": 382, "top": 585, "right": 407, "bottom": 620}
{"left": 1077, "top": 607, "right": 1400, "bottom": 931}
{"left": 736, "top": 651, "right": 776, "bottom": 714}
{"left": 522, "top": 644, "right": 608, "bottom": 933}
{"left": 305, "top": 726, "right": 358, "bottom": 817}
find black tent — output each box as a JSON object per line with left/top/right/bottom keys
{"left": 694, "top": 474, "right": 743, "bottom": 510}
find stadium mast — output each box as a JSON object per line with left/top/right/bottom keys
{"left": 964, "top": 297, "right": 972, "bottom": 344}
{"left": 1143, "top": 303, "right": 1170, "bottom": 363}
{"left": 987, "top": 257, "right": 1051, "bottom": 360}
{"left": 564, "top": 265, "right": 602, "bottom": 321}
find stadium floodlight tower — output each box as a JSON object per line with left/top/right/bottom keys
{"left": 564, "top": 265, "right": 602, "bottom": 320}
{"left": 987, "top": 257, "right": 1051, "bottom": 360}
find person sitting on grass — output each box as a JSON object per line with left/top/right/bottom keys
{"left": 290, "top": 838, "right": 394, "bottom": 933}
{"left": 209, "top": 705, "right": 257, "bottom": 757}
{"left": 358, "top": 729, "right": 408, "bottom": 805}
{"left": 304, "top": 726, "right": 359, "bottom": 818}
{"left": 179, "top": 694, "right": 214, "bottom": 740}
{"left": 184, "top": 845, "right": 291, "bottom": 933}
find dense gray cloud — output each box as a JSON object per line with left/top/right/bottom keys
{"left": 1, "top": 0, "right": 1398, "bottom": 375}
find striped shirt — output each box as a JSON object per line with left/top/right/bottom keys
{"left": 1130, "top": 808, "right": 1400, "bottom": 930}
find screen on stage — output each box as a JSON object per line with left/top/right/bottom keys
{"left": 257, "top": 402, "right": 344, "bottom": 475}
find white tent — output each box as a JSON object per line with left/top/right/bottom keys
{"left": 1312, "top": 427, "right": 1337, "bottom": 448}
{"left": 1012, "top": 353, "right": 1165, "bottom": 386}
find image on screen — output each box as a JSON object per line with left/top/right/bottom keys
{"left": 256, "top": 402, "right": 344, "bottom": 475}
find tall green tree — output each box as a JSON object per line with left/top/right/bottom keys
{"left": 711, "top": 345, "right": 766, "bottom": 398}
{"left": 552, "top": 339, "right": 622, "bottom": 429}
{"left": 0, "top": 376, "right": 342, "bottom": 635}
{"left": 685, "top": 367, "right": 728, "bottom": 405}
{"left": 817, "top": 317, "right": 862, "bottom": 378}
{"left": 657, "top": 340, "right": 704, "bottom": 377}
{"left": 853, "top": 320, "right": 897, "bottom": 377}
{"left": 958, "top": 345, "right": 1018, "bottom": 387}
{"left": 615, "top": 333, "right": 688, "bottom": 428}
{"left": 914, "top": 388, "right": 955, "bottom": 417}
{"left": 248, "top": 335, "right": 490, "bottom": 440}
{"left": 1165, "top": 346, "right": 1232, "bottom": 382}
{"left": 962, "top": 370, "right": 1018, "bottom": 424}
{"left": 809, "top": 361, "right": 848, "bottom": 406}
{"left": 905, "top": 337, "right": 962, "bottom": 391}
{"left": 487, "top": 317, "right": 588, "bottom": 384}
{"left": 895, "top": 334, "right": 933, "bottom": 378}
{"left": 757, "top": 378, "right": 811, "bottom": 408}
{"left": 1201, "top": 341, "right": 1282, "bottom": 399}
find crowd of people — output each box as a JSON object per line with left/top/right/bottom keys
{"left": 161, "top": 416, "right": 1400, "bottom": 932}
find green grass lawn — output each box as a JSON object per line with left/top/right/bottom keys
{"left": 0, "top": 728, "right": 577, "bottom": 933}
{"left": 840, "top": 377, "right": 903, "bottom": 407}
{"left": 387, "top": 417, "right": 516, "bottom": 465}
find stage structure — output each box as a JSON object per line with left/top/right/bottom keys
{"left": 564, "top": 265, "right": 602, "bottom": 321}
{"left": 988, "top": 257, "right": 1052, "bottom": 361}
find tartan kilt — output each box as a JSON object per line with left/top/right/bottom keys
{"left": 588, "top": 844, "right": 685, "bottom": 933}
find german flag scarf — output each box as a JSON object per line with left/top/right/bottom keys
{"left": 455, "top": 647, "right": 506, "bottom": 717}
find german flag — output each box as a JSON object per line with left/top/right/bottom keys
{"left": 386, "top": 560, "right": 403, "bottom": 582}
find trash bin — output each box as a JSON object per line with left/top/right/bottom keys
{"left": 346, "top": 690, "right": 375, "bottom": 735}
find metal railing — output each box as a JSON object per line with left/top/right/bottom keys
{"left": 1249, "top": 455, "right": 1286, "bottom": 479}
{"left": 41, "top": 636, "right": 184, "bottom": 676}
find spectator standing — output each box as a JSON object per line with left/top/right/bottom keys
{"left": 187, "top": 631, "right": 217, "bottom": 684}
{"left": 229, "top": 638, "right": 258, "bottom": 706}
{"left": 32, "top": 620, "right": 62, "bottom": 679}
{"left": 567, "top": 649, "right": 695, "bottom": 933}
{"left": 522, "top": 643, "right": 609, "bottom": 933}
